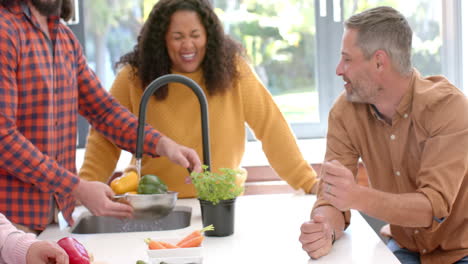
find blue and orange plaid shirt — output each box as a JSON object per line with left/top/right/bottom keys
{"left": 0, "top": 3, "right": 161, "bottom": 230}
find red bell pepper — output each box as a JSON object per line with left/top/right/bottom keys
{"left": 57, "top": 237, "right": 90, "bottom": 264}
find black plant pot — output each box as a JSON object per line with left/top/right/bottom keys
{"left": 199, "top": 198, "right": 236, "bottom": 237}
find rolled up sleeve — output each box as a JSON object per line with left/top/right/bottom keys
{"left": 416, "top": 93, "right": 468, "bottom": 232}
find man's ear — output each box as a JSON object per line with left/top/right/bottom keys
{"left": 374, "top": 50, "right": 387, "bottom": 70}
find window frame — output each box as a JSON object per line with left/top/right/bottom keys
{"left": 441, "top": 0, "right": 464, "bottom": 91}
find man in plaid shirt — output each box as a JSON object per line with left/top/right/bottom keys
{"left": 0, "top": 0, "right": 202, "bottom": 232}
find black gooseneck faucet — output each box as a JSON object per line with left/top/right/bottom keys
{"left": 135, "top": 74, "right": 211, "bottom": 174}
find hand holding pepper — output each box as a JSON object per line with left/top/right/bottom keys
{"left": 26, "top": 240, "right": 69, "bottom": 264}
{"left": 73, "top": 180, "right": 134, "bottom": 219}
{"left": 57, "top": 237, "right": 90, "bottom": 264}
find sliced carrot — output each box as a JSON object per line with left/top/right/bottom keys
{"left": 176, "top": 224, "right": 214, "bottom": 247}
{"left": 178, "top": 235, "right": 204, "bottom": 248}
{"left": 149, "top": 241, "right": 165, "bottom": 250}
{"left": 158, "top": 241, "right": 179, "bottom": 249}
{"left": 144, "top": 238, "right": 166, "bottom": 250}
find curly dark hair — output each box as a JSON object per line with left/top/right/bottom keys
{"left": 117, "top": 0, "right": 245, "bottom": 100}
{"left": 0, "top": 0, "right": 74, "bottom": 21}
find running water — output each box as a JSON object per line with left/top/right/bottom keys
{"left": 120, "top": 217, "right": 165, "bottom": 232}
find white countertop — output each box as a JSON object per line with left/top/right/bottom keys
{"left": 39, "top": 194, "right": 400, "bottom": 264}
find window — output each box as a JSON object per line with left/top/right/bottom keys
{"left": 213, "top": 0, "right": 323, "bottom": 137}
{"left": 75, "top": 0, "right": 464, "bottom": 143}
{"left": 462, "top": 0, "right": 468, "bottom": 92}
{"left": 344, "top": 0, "right": 443, "bottom": 77}
{"left": 82, "top": 1, "right": 145, "bottom": 89}
{"left": 212, "top": 0, "right": 345, "bottom": 138}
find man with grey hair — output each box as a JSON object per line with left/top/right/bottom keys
{"left": 299, "top": 6, "right": 468, "bottom": 264}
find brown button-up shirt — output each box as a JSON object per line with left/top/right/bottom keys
{"left": 315, "top": 70, "right": 468, "bottom": 264}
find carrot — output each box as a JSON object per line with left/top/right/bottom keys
{"left": 178, "top": 235, "right": 204, "bottom": 248}
{"left": 158, "top": 241, "right": 179, "bottom": 249}
{"left": 176, "top": 224, "right": 214, "bottom": 247}
{"left": 144, "top": 238, "right": 166, "bottom": 250}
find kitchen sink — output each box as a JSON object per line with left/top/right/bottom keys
{"left": 70, "top": 206, "right": 191, "bottom": 234}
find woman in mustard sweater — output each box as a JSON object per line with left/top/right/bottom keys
{"left": 79, "top": 0, "right": 318, "bottom": 198}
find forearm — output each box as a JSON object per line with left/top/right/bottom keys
{"left": 250, "top": 95, "right": 318, "bottom": 192}
{"left": 354, "top": 186, "right": 432, "bottom": 227}
{"left": 312, "top": 205, "right": 346, "bottom": 241}
{"left": 77, "top": 57, "right": 161, "bottom": 157}
{"left": 0, "top": 214, "right": 37, "bottom": 264}
{"left": 81, "top": 94, "right": 161, "bottom": 157}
